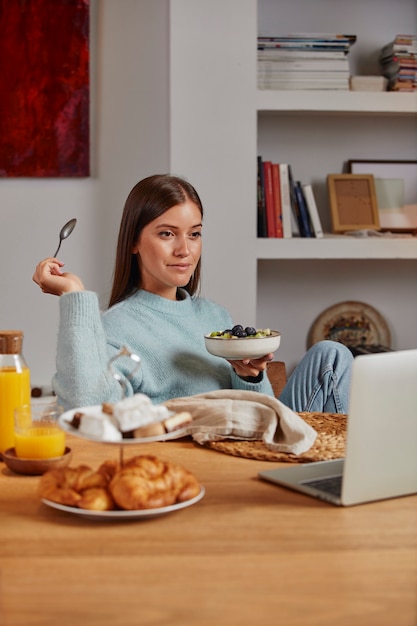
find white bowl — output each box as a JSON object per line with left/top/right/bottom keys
{"left": 204, "top": 330, "right": 281, "bottom": 360}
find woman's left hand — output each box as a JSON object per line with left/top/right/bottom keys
{"left": 228, "top": 353, "right": 273, "bottom": 379}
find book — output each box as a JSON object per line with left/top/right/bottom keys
{"left": 290, "top": 206, "right": 300, "bottom": 236}
{"left": 380, "top": 35, "right": 417, "bottom": 91}
{"left": 287, "top": 165, "right": 305, "bottom": 236}
{"left": 258, "top": 69, "right": 350, "bottom": 79}
{"left": 257, "top": 33, "right": 355, "bottom": 90}
{"left": 258, "top": 78, "right": 350, "bottom": 90}
{"left": 257, "top": 156, "right": 267, "bottom": 237}
{"left": 350, "top": 75, "right": 388, "bottom": 91}
{"left": 271, "top": 163, "right": 283, "bottom": 237}
{"left": 294, "top": 181, "right": 313, "bottom": 237}
{"left": 257, "top": 59, "right": 350, "bottom": 72}
{"left": 302, "top": 184, "right": 324, "bottom": 238}
{"left": 263, "top": 160, "right": 276, "bottom": 237}
{"left": 257, "top": 48, "right": 348, "bottom": 60}
{"left": 278, "top": 163, "right": 292, "bottom": 238}
{"left": 257, "top": 34, "right": 356, "bottom": 49}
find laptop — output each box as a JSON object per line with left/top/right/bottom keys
{"left": 259, "top": 349, "right": 417, "bottom": 506}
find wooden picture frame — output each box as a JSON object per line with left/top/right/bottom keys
{"left": 327, "top": 174, "right": 380, "bottom": 233}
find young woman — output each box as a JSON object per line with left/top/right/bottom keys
{"left": 33, "top": 174, "right": 353, "bottom": 412}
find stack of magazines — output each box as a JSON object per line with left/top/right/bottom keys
{"left": 380, "top": 35, "right": 417, "bottom": 91}
{"left": 257, "top": 33, "right": 356, "bottom": 90}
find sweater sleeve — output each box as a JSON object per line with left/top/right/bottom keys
{"left": 52, "top": 291, "right": 134, "bottom": 410}
{"left": 230, "top": 367, "right": 275, "bottom": 396}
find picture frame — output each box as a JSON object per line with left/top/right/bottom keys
{"left": 327, "top": 174, "right": 380, "bottom": 233}
{"left": 348, "top": 160, "right": 417, "bottom": 230}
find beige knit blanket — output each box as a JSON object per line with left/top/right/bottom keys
{"left": 164, "top": 389, "right": 317, "bottom": 455}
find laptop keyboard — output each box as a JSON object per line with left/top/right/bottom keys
{"left": 301, "top": 475, "right": 343, "bottom": 497}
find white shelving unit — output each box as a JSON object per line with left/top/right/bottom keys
{"left": 257, "top": 90, "right": 417, "bottom": 115}
{"left": 255, "top": 0, "right": 417, "bottom": 370}
{"left": 256, "top": 235, "right": 417, "bottom": 260}
{"left": 256, "top": 90, "right": 417, "bottom": 263}
{"left": 169, "top": 0, "right": 417, "bottom": 373}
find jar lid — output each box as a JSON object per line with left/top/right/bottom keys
{"left": 0, "top": 330, "right": 24, "bottom": 354}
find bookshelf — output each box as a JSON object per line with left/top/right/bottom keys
{"left": 256, "top": 235, "right": 417, "bottom": 260}
{"left": 169, "top": 0, "right": 417, "bottom": 372}
{"left": 257, "top": 90, "right": 417, "bottom": 115}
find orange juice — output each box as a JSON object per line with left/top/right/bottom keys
{"left": 14, "top": 426, "right": 66, "bottom": 459}
{"left": 0, "top": 367, "right": 31, "bottom": 454}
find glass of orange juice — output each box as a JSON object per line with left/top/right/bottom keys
{"left": 14, "top": 401, "right": 65, "bottom": 459}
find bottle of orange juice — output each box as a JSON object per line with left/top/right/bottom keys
{"left": 0, "top": 331, "right": 31, "bottom": 457}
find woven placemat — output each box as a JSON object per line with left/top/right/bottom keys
{"left": 203, "top": 412, "right": 347, "bottom": 463}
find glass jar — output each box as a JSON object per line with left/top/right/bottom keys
{"left": 0, "top": 331, "right": 31, "bottom": 457}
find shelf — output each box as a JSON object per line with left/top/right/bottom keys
{"left": 256, "top": 235, "right": 417, "bottom": 260}
{"left": 257, "top": 90, "right": 417, "bottom": 115}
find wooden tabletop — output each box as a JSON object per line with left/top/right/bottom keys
{"left": 0, "top": 434, "right": 416, "bottom": 626}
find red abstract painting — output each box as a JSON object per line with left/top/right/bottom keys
{"left": 0, "top": 0, "right": 90, "bottom": 177}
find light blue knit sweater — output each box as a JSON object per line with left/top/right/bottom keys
{"left": 53, "top": 289, "right": 273, "bottom": 410}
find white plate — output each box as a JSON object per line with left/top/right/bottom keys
{"left": 59, "top": 407, "right": 190, "bottom": 444}
{"left": 41, "top": 486, "right": 205, "bottom": 521}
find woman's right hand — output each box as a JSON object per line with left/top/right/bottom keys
{"left": 32, "top": 258, "right": 85, "bottom": 296}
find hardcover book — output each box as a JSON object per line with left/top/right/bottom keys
{"left": 278, "top": 163, "right": 293, "bottom": 238}
{"left": 302, "top": 183, "right": 324, "bottom": 238}
{"left": 263, "top": 160, "right": 276, "bottom": 237}
{"left": 257, "top": 156, "right": 267, "bottom": 237}
{"left": 271, "top": 163, "right": 283, "bottom": 237}
{"left": 288, "top": 165, "right": 306, "bottom": 236}
{"left": 295, "top": 182, "right": 314, "bottom": 237}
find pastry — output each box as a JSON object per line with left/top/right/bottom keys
{"left": 132, "top": 411, "right": 192, "bottom": 438}
{"left": 39, "top": 455, "right": 201, "bottom": 511}
{"left": 71, "top": 411, "right": 122, "bottom": 442}
{"left": 38, "top": 460, "right": 119, "bottom": 511}
{"left": 105, "top": 393, "right": 170, "bottom": 433}
{"left": 109, "top": 454, "right": 201, "bottom": 510}
{"left": 68, "top": 394, "right": 193, "bottom": 441}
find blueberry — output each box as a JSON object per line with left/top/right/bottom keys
{"left": 231, "top": 324, "right": 244, "bottom": 335}
{"left": 233, "top": 328, "right": 247, "bottom": 338}
{"left": 245, "top": 326, "right": 257, "bottom": 336}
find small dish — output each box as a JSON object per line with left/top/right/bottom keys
{"left": 2, "top": 447, "right": 72, "bottom": 476}
{"left": 204, "top": 330, "right": 281, "bottom": 360}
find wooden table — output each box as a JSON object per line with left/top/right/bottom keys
{"left": 1, "top": 434, "right": 416, "bottom": 626}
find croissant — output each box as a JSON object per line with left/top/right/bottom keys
{"left": 38, "top": 465, "right": 93, "bottom": 507}
{"left": 109, "top": 455, "right": 201, "bottom": 510}
{"left": 38, "top": 461, "right": 119, "bottom": 511}
{"left": 77, "top": 487, "right": 116, "bottom": 511}
{"left": 39, "top": 455, "right": 200, "bottom": 511}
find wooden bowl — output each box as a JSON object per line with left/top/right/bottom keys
{"left": 1, "top": 447, "right": 72, "bottom": 476}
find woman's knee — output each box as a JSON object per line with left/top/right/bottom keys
{"left": 309, "top": 340, "right": 352, "bottom": 362}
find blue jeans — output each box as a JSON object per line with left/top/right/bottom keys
{"left": 278, "top": 340, "right": 353, "bottom": 413}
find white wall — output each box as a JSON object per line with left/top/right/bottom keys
{"left": 0, "top": 1, "right": 170, "bottom": 387}
{"left": 169, "top": 0, "right": 258, "bottom": 323}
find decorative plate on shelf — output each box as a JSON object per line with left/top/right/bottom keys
{"left": 307, "top": 301, "right": 391, "bottom": 349}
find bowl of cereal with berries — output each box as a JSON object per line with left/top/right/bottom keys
{"left": 204, "top": 325, "right": 281, "bottom": 360}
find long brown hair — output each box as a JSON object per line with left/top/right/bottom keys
{"left": 108, "top": 174, "right": 203, "bottom": 308}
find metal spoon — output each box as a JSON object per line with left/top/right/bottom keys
{"left": 52, "top": 218, "right": 77, "bottom": 257}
